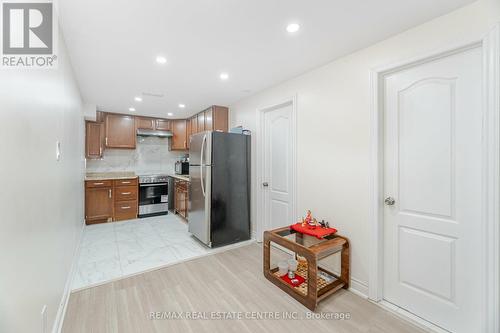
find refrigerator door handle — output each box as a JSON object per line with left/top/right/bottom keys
{"left": 200, "top": 133, "right": 207, "bottom": 197}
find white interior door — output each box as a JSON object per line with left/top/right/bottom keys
{"left": 263, "top": 102, "right": 293, "bottom": 231}
{"left": 383, "top": 47, "right": 482, "bottom": 333}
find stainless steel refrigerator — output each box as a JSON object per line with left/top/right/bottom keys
{"left": 188, "top": 131, "right": 251, "bottom": 247}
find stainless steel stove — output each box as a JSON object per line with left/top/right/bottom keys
{"left": 138, "top": 174, "right": 169, "bottom": 217}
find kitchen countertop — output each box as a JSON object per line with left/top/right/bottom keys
{"left": 169, "top": 174, "right": 190, "bottom": 182}
{"left": 85, "top": 172, "right": 137, "bottom": 181}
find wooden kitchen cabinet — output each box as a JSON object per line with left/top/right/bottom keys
{"left": 85, "top": 185, "right": 113, "bottom": 224}
{"left": 155, "top": 119, "right": 171, "bottom": 131}
{"left": 190, "top": 116, "right": 198, "bottom": 135}
{"left": 136, "top": 117, "right": 171, "bottom": 131}
{"left": 174, "top": 180, "right": 189, "bottom": 219}
{"left": 85, "top": 177, "right": 138, "bottom": 224}
{"left": 114, "top": 200, "right": 138, "bottom": 221}
{"left": 204, "top": 107, "right": 213, "bottom": 131}
{"left": 88, "top": 108, "right": 227, "bottom": 157}
{"left": 105, "top": 114, "right": 136, "bottom": 149}
{"left": 85, "top": 121, "right": 104, "bottom": 159}
{"left": 113, "top": 185, "right": 137, "bottom": 201}
{"left": 197, "top": 112, "right": 205, "bottom": 132}
{"left": 192, "top": 106, "right": 229, "bottom": 134}
{"left": 186, "top": 118, "right": 191, "bottom": 149}
{"left": 113, "top": 178, "right": 138, "bottom": 221}
{"left": 204, "top": 106, "right": 228, "bottom": 132}
{"left": 171, "top": 119, "right": 188, "bottom": 151}
{"left": 136, "top": 117, "right": 155, "bottom": 130}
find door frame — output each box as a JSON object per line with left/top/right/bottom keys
{"left": 255, "top": 96, "right": 298, "bottom": 242}
{"left": 368, "top": 25, "right": 500, "bottom": 333}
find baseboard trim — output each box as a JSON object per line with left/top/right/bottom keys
{"left": 374, "top": 300, "right": 449, "bottom": 333}
{"left": 51, "top": 220, "right": 86, "bottom": 333}
{"left": 347, "top": 277, "right": 368, "bottom": 299}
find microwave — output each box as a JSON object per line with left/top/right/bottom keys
{"left": 175, "top": 161, "right": 189, "bottom": 175}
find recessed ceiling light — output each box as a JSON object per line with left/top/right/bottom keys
{"left": 128, "top": 107, "right": 136, "bottom": 112}
{"left": 134, "top": 96, "right": 142, "bottom": 102}
{"left": 178, "top": 104, "right": 185, "bottom": 108}
{"left": 286, "top": 23, "right": 300, "bottom": 33}
{"left": 220, "top": 72, "right": 229, "bottom": 80}
{"left": 167, "top": 112, "right": 174, "bottom": 116}
{"left": 156, "top": 56, "right": 167, "bottom": 64}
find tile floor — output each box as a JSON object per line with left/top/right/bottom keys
{"left": 72, "top": 214, "right": 246, "bottom": 290}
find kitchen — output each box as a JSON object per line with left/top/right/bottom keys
{"left": 3, "top": 1, "right": 499, "bottom": 332}
{"left": 79, "top": 105, "right": 252, "bottom": 289}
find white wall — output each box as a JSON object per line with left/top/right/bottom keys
{"left": 82, "top": 103, "right": 97, "bottom": 120}
{"left": 230, "top": 0, "right": 499, "bottom": 294}
{"left": 0, "top": 34, "right": 85, "bottom": 332}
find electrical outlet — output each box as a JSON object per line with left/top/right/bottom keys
{"left": 41, "top": 305, "right": 47, "bottom": 333}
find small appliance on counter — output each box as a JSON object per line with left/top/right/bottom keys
{"left": 175, "top": 155, "right": 189, "bottom": 175}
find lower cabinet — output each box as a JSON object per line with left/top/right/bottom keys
{"left": 85, "top": 184, "right": 113, "bottom": 224}
{"left": 174, "top": 179, "right": 189, "bottom": 219}
{"left": 113, "top": 179, "right": 138, "bottom": 221}
{"left": 85, "top": 177, "right": 138, "bottom": 224}
{"left": 114, "top": 200, "right": 138, "bottom": 221}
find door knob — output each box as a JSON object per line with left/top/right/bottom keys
{"left": 262, "top": 182, "right": 269, "bottom": 187}
{"left": 384, "top": 197, "right": 395, "bottom": 205}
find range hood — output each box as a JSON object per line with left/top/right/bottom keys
{"left": 136, "top": 129, "right": 173, "bottom": 138}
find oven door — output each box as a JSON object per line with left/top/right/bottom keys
{"left": 139, "top": 182, "right": 168, "bottom": 217}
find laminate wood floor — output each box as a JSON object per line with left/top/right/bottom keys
{"left": 63, "top": 244, "right": 425, "bottom": 333}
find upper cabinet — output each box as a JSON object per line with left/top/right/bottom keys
{"left": 197, "top": 112, "right": 205, "bottom": 132}
{"left": 212, "top": 106, "right": 229, "bottom": 132}
{"left": 186, "top": 119, "right": 191, "bottom": 149}
{"left": 155, "top": 119, "right": 171, "bottom": 131}
{"left": 171, "top": 119, "right": 188, "bottom": 151}
{"left": 204, "top": 107, "right": 213, "bottom": 131}
{"left": 185, "top": 106, "right": 229, "bottom": 146}
{"left": 190, "top": 116, "right": 198, "bottom": 135}
{"left": 88, "top": 106, "right": 228, "bottom": 155}
{"left": 136, "top": 117, "right": 155, "bottom": 130}
{"left": 85, "top": 121, "right": 104, "bottom": 159}
{"left": 105, "top": 114, "right": 136, "bottom": 149}
{"left": 197, "top": 105, "right": 229, "bottom": 134}
{"left": 136, "top": 117, "right": 171, "bottom": 131}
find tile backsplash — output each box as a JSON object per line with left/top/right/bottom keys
{"left": 86, "top": 136, "right": 187, "bottom": 174}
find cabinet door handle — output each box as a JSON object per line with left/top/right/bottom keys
{"left": 184, "top": 141, "right": 186, "bottom": 148}
{"left": 109, "top": 189, "right": 112, "bottom": 198}
{"left": 122, "top": 192, "right": 131, "bottom": 195}
{"left": 99, "top": 147, "right": 102, "bottom": 156}
{"left": 93, "top": 182, "right": 104, "bottom": 185}
{"left": 105, "top": 137, "right": 108, "bottom": 146}
{"left": 121, "top": 181, "right": 131, "bottom": 184}
{"left": 121, "top": 206, "right": 131, "bottom": 209}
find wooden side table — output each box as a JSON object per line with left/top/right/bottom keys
{"left": 263, "top": 226, "right": 350, "bottom": 311}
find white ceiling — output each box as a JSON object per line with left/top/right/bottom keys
{"left": 59, "top": 0, "right": 473, "bottom": 119}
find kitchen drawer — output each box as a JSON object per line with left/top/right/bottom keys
{"left": 114, "top": 186, "right": 137, "bottom": 201}
{"left": 114, "top": 200, "right": 138, "bottom": 221}
{"left": 114, "top": 178, "right": 138, "bottom": 187}
{"left": 86, "top": 180, "right": 113, "bottom": 188}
